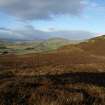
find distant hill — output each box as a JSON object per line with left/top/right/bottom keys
{"left": 41, "top": 38, "right": 76, "bottom": 51}
{"left": 0, "top": 37, "right": 80, "bottom": 54}
{"left": 2, "top": 34, "right": 105, "bottom": 55}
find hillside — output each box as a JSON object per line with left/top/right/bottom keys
{"left": 1, "top": 35, "right": 105, "bottom": 105}
{"left": 58, "top": 35, "right": 105, "bottom": 56}
{"left": 1, "top": 35, "right": 105, "bottom": 75}
{"left": 77, "top": 35, "right": 105, "bottom": 56}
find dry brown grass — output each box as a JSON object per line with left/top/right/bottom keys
{"left": 1, "top": 36, "right": 105, "bottom": 105}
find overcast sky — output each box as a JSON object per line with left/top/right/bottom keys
{"left": 0, "top": 0, "right": 104, "bottom": 40}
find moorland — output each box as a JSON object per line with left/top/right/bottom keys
{"left": 0, "top": 35, "right": 105, "bottom": 105}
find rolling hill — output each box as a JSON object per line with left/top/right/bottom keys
{"left": 1, "top": 35, "right": 105, "bottom": 105}
{"left": 58, "top": 35, "right": 105, "bottom": 56}
{"left": 1, "top": 35, "right": 105, "bottom": 74}
{"left": 0, "top": 38, "right": 80, "bottom": 54}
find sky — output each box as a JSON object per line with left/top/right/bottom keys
{"left": 0, "top": 0, "right": 105, "bottom": 40}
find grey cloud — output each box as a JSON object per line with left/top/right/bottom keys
{"left": 0, "top": 25, "right": 94, "bottom": 41}
{"left": 0, "top": 0, "right": 85, "bottom": 20}
{"left": 0, "top": 26, "right": 49, "bottom": 40}
{"left": 13, "top": 25, "right": 49, "bottom": 40}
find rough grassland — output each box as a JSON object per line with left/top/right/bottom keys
{"left": 1, "top": 35, "right": 105, "bottom": 105}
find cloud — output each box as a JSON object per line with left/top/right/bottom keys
{"left": 84, "top": 1, "right": 105, "bottom": 12}
{"left": 0, "top": 25, "right": 94, "bottom": 40}
{"left": 0, "top": 25, "right": 49, "bottom": 40}
{"left": 0, "top": 0, "right": 86, "bottom": 20}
